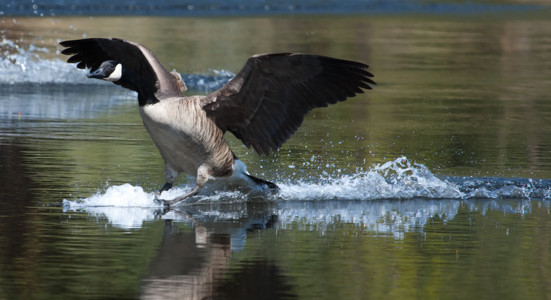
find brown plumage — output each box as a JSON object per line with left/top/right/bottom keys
{"left": 59, "top": 38, "right": 375, "bottom": 206}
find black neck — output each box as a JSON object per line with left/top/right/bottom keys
{"left": 137, "top": 93, "right": 159, "bottom": 106}
{"left": 117, "top": 68, "right": 159, "bottom": 106}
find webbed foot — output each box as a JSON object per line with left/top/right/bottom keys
{"left": 162, "top": 185, "right": 202, "bottom": 207}
{"left": 154, "top": 182, "right": 174, "bottom": 208}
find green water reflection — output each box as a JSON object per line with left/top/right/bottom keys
{"left": 1, "top": 12, "right": 551, "bottom": 299}
{"left": 1, "top": 201, "right": 549, "bottom": 299}
{"left": 243, "top": 202, "right": 551, "bottom": 299}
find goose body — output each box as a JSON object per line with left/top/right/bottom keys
{"left": 60, "top": 38, "right": 375, "bottom": 206}
{"left": 139, "top": 96, "right": 234, "bottom": 179}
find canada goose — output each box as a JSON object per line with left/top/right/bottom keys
{"left": 60, "top": 38, "right": 375, "bottom": 207}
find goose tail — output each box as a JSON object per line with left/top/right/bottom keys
{"left": 244, "top": 173, "right": 279, "bottom": 190}
{"left": 232, "top": 153, "right": 279, "bottom": 190}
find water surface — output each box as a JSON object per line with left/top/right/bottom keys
{"left": 1, "top": 11, "right": 551, "bottom": 299}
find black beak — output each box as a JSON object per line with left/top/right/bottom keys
{"left": 87, "top": 68, "right": 105, "bottom": 79}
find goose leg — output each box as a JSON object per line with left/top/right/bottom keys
{"left": 154, "top": 182, "right": 173, "bottom": 205}
{"left": 163, "top": 166, "right": 210, "bottom": 208}
{"left": 154, "top": 165, "right": 178, "bottom": 199}
{"left": 157, "top": 182, "right": 173, "bottom": 194}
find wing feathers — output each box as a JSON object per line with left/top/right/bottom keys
{"left": 202, "top": 53, "right": 374, "bottom": 155}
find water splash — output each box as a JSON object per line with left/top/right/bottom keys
{"left": 63, "top": 184, "right": 163, "bottom": 228}
{"left": 0, "top": 38, "right": 234, "bottom": 90}
{"left": 279, "top": 157, "right": 463, "bottom": 201}
{"left": 62, "top": 157, "right": 551, "bottom": 230}
{"left": 1, "top": 37, "right": 89, "bottom": 85}
{"left": 180, "top": 69, "right": 234, "bottom": 92}
{"left": 63, "top": 157, "right": 551, "bottom": 207}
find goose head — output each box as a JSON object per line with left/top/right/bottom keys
{"left": 85, "top": 59, "right": 156, "bottom": 105}
{"left": 87, "top": 60, "right": 123, "bottom": 82}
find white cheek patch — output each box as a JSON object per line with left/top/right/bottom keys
{"left": 105, "top": 63, "right": 122, "bottom": 81}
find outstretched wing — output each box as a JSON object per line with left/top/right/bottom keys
{"left": 59, "top": 38, "right": 181, "bottom": 97}
{"left": 201, "top": 53, "right": 375, "bottom": 155}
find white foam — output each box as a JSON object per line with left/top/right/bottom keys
{"left": 64, "top": 183, "right": 158, "bottom": 208}
{"left": 62, "top": 184, "right": 162, "bottom": 229}
{"left": 62, "top": 183, "right": 251, "bottom": 228}
{"left": 62, "top": 157, "right": 551, "bottom": 231}
{"left": 278, "top": 156, "right": 463, "bottom": 201}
